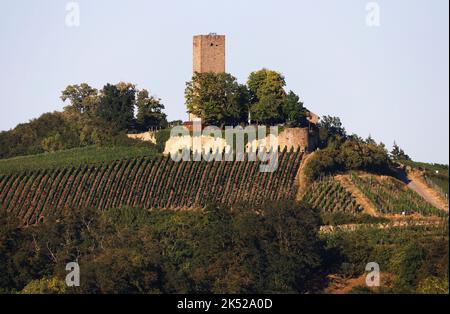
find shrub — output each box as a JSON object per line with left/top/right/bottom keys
{"left": 20, "top": 277, "right": 67, "bottom": 294}
{"left": 155, "top": 128, "right": 171, "bottom": 153}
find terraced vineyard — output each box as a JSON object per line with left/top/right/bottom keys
{"left": 0, "top": 149, "right": 303, "bottom": 225}
{"left": 302, "top": 176, "right": 363, "bottom": 213}
{"left": 350, "top": 173, "right": 444, "bottom": 216}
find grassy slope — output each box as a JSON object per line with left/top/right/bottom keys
{"left": 0, "top": 145, "right": 161, "bottom": 174}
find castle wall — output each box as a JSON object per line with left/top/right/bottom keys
{"left": 163, "top": 127, "right": 318, "bottom": 155}
{"left": 278, "top": 127, "right": 318, "bottom": 152}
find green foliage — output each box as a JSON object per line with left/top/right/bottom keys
{"left": 20, "top": 277, "right": 67, "bottom": 294}
{"left": 0, "top": 208, "right": 26, "bottom": 292}
{"left": 0, "top": 112, "right": 81, "bottom": 158}
{"left": 184, "top": 68, "right": 312, "bottom": 127}
{"left": 0, "top": 82, "right": 168, "bottom": 161}
{"left": 282, "top": 91, "right": 308, "bottom": 127}
{"left": 0, "top": 201, "right": 324, "bottom": 294}
{"left": 390, "top": 141, "right": 410, "bottom": 161}
{"left": 390, "top": 241, "right": 425, "bottom": 291}
{"left": 321, "top": 222, "right": 449, "bottom": 292}
{"left": 247, "top": 69, "right": 286, "bottom": 125}
{"left": 60, "top": 83, "right": 100, "bottom": 117}
{"left": 135, "top": 89, "right": 167, "bottom": 131}
{"left": 304, "top": 148, "right": 340, "bottom": 180}
{"left": 155, "top": 128, "right": 172, "bottom": 153}
{"left": 318, "top": 115, "right": 347, "bottom": 148}
{"left": 185, "top": 72, "right": 249, "bottom": 126}
{"left": 416, "top": 276, "right": 449, "bottom": 294}
{"left": 60, "top": 83, "right": 100, "bottom": 146}
{"left": 97, "top": 83, "right": 136, "bottom": 132}
{"left": 305, "top": 137, "right": 392, "bottom": 180}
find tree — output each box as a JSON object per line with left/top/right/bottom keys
{"left": 282, "top": 91, "right": 308, "bottom": 127}
{"left": 318, "top": 115, "right": 347, "bottom": 147}
{"left": 305, "top": 136, "right": 391, "bottom": 180}
{"left": 136, "top": 89, "right": 167, "bottom": 131}
{"left": 97, "top": 83, "right": 136, "bottom": 132}
{"left": 337, "top": 138, "right": 390, "bottom": 172}
{"left": 247, "top": 69, "right": 286, "bottom": 125}
{"left": 391, "top": 141, "right": 411, "bottom": 161}
{"left": 60, "top": 83, "right": 99, "bottom": 116}
{"left": 61, "top": 83, "right": 100, "bottom": 146}
{"left": 185, "top": 72, "right": 248, "bottom": 126}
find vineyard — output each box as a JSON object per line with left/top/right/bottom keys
{"left": 302, "top": 176, "right": 363, "bottom": 213}
{"left": 350, "top": 173, "right": 444, "bottom": 216}
{"left": 0, "top": 149, "right": 303, "bottom": 225}
{"left": 0, "top": 145, "right": 161, "bottom": 175}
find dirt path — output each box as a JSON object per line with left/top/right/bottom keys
{"left": 295, "top": 152, "right": 315, "bottom": 201}
{"left": 326, "top": 274, "right": 367, "bottom": 294}
{"left": 335, "top": 174, "right": 379, "bottom": 217}
{"left": 326, "top": 272, "right": 395, "bottom": 294}
{"left": 406, "top": 170, "right": 448, "bottom": 212}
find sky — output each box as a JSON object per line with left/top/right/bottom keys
{"left": 0, "top": 0, "right": 448, "bottom": 164}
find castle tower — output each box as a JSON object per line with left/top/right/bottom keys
{"left": 189, "top": 34, "right": 226, "bottom": 121}
{"left": 193, "top": 33, "right": 225, "bottom": 74}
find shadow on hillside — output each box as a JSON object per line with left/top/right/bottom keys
{"left": 393, "top": 166, "right": 411, "bottom": 185}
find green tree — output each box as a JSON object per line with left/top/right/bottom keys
{"left": 97, "top": 83, "right": 136, "bottom": 132}
{"left": 136, "top": 89, "right": 167, "bottom": 131}
{"left": 185, "top": 72, "right": 248, "bottom": 126}
{"left": 318, "top": 115, "right": 347, "bottom": 148}
{"left": 391, "top": 141, "right": 411, "bottom": 161}
{"left": 282, "top": 91, "right": 308, "bottom": 127}
{"left": 61, "top": 83, "right": 100, "bottom": 146}
{"left": 247, "top": 69, "right": 286, "bottom": 125}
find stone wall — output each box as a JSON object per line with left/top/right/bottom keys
{"left": 278, "top": 128, "right": 318, "bottom": 152}
{"left": 163, "top": 127, "right": 318, "bottom": 155}
{"left": 127, "top": 131, "right": 156, "bottom": 144}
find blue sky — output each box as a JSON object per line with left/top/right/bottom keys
{"left": 0, "top": 0, "right": 448, "bottom": 163}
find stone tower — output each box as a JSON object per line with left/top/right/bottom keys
{"left": 189, "top": 34, "right": 226, "bottom": 121}
{"left": 193, "top": 33, "right": 225, "bottom": 74}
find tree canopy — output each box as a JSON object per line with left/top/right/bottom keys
{"left": 247, "top": 69, "right": 286, "bottom": 125}
{"left": 185, "top": 72, "right": 249, "bottom": 126}
{"left": 391, "top": 141, "right": 411, "bottom": 161}
{"left": 184, "top": 68, "right": 311, "bottom": 127}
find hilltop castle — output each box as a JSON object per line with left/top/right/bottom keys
{"left": 186, "top": 34, "right": 319, "bottom": 152}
